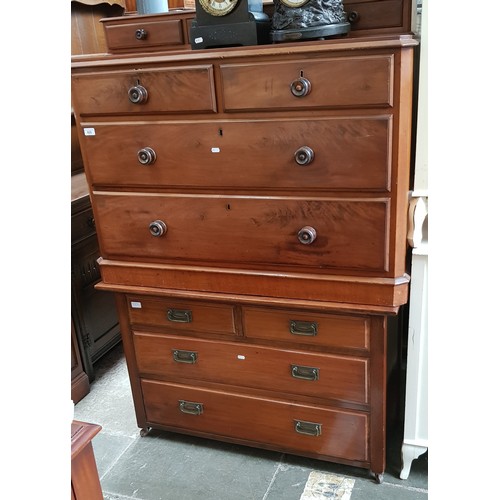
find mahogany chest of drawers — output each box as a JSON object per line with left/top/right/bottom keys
{"left": 71, "top": 33, "right": 417, "bottom": 482}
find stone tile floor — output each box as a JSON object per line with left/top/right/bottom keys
{"left": 73, "top": 343, "right": 428, "bottom": 500}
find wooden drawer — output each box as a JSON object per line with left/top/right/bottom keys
{"left": 344, "top": 0, "right": 411, "bottom": 34}
{"left": 134, "top": 333, "right": 368, "bottom": 404}
{"left": 81, "top": 117, "right": 391, "bottom": 191}
{"left": 126, "top": 296, "right": 236, "bottom": 335}
{"left": 92, "top": 193, "right": 389, "bottom": 273}
{"left": 142, "top": 379, "right": 369, "bottom": 462}
{"left": 220, "top": 55, "right": 394, "bottom": 112}
{"left": 71, "top": 66, "right": 216, "bottom": 116}
{"left": 242, "top": 307, "right": 369, "bottom": 351}
{"left": 101, "top": 10, "right": 196, "bottom": 54}
{"left": 104, "top": 18, "right": 185, "bottom": 52}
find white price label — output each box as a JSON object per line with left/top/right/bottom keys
{"left": 83, "top": 128, "right": 96, "bottom": 136}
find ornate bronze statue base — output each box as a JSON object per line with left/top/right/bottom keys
{"left": 271, "top": 22, "right": 350, "bottom": 42}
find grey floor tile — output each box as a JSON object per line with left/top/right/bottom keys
{"left": 91, "top": 432, "right": 136, "bottom": 480}
{"left": 101, "top": 430, "right": 283, "bottom": 500}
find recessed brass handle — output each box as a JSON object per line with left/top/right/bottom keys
{"left": 294, "top": 420, "right": 322, "bottom": 437}
{"left": 179, "top": 400, "right": 203, "bottom": 415}
{"left": 294, "top": 146, "right": 315, "bottom": 166}
{"left": 291, "top": 364, "right": 319, "bottom": 381}
{"left": 167, "top": 309, "right": 192, "bottom": 323}
{"left": 128, "top": 84, "right": 148, "bottom": 104}
{"left": 297, "top": 226, "right": 317, "bottom": 245}
{"left": 172, "top": 349, "right": 198, "bottom": 364}
{"left": 135, "top": 28, "right": 148, "bottom": 40}
{"left": 149, "top": 220, "right": 167, "bottom": 237}
{"left": 290, "top": 77, "right": 311, "bottom": 97}
{"left": 137, "top": 147, "right": 156, "bottom": 165}
{"left": 289, "top": 320, "right": 318, "bottom": 336}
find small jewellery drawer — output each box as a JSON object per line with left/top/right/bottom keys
{"left": 242, "top": 307, "right": 369, "bottom": 351}
{"left": 71, "top": 66, "right": 216, "bottom": 116}
{"left": 92, "top": 193, "right": 389, "bottom": 273}
{"left": 81, "top": 117, "right": 391, "bottom": 191}
{"left": 127, "top": 297, "right": 236, "bottom": 335}
{"left": 104, "top": 18, "right": 185, "bottom": 53}
{"left": 142, "top": 379, "right": 369, "bottom": 462}
{"left": 344, "top": 0, "right": 410, "bottom": 34}
{"left": 134, "top": 333, "right": 368, "bottom": 403}
{"left": 220, "top": 55, "right": 393, "bottom": 112}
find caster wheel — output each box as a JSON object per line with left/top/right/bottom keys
{"left": 140, "top": 427, "right": 152, "bottom": 437}
{"left": 369, "top": 471, "right": 384, "bottom": 484}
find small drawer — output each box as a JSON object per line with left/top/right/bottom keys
{"left": 71, "top": 206, "right": 96, "bottom": 244}
{"left": 127, "top": 297, "right": 237, "bottom": 336}
{"left": 81, "top": 117, "right": 391, "bottom": 192}
{"left": 134, "top": 333, "right": 368, "bottom": 403}
{"left": 104, "top": 19, "right": 185, "bottom": 52}
{"left": 220, "top": 55, "right": 393, "bottom": 112}
{"left": 142, "top": 379, "right": 369, "bottom": 462}
{"left": 93, "top": 193, "right": 390, "bottom": 273}
{"left": 243, "top": 307, "right": 369, "bottom": 351}
{"left": 344, "top": 0, "right": 410, "bottom": 34}
{"left": 72, "top": 66, "right": 216, "bottom": 116}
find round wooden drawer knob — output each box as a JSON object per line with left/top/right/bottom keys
{"left": 128, "top": 84, "right": 148, "bottom": 104}
{"left": 149, "top": 220, "right": 167, "bottom": 237}
{"left": 290, "top": 77, "right": 311, "bottom": 98}
{"left": 137, "top": 147, "right": 156, "bottom": 165}
{"left": 297, "top": 226, "right": 317, "bottom": 245}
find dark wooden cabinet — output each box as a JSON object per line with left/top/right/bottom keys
{"left": 72, "top": 116, "right": 121, "bottom": 382}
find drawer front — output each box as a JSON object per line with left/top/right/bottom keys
{"left": 142, "top": 379, "right": 369, "bottom": 462}
{"left": 71, "top": 206, "right": 96, "bottom": 243}
{"left": 72, "top": 66, "right": 216, "bottom": 115}
{"left": 243, "top": 307, "right": 369, "bottom": 351}
{"left": 344, "top": 0, "right": 409, "bottom": 33}
{"left": 134, "top": 333, "right": 368, "bottom": 403}
{"left": 221, "top": 55, "right": 393, "bottom": 112}
{"left": 105, "top": 19, "right": 185, "bottom": 52}
{"left": 81, "top": 117, "right": 391, "bottom": 191}
{"left": 93, "top": 193, "right": 389, "bottom": 272}
{"left": 126, "top": 296, "right": 236, "bottom": 335}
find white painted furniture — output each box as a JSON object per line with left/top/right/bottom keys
{"left": 400, "top": 0, "right": 428, "bottom": 480}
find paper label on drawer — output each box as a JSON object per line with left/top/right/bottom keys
{"left": 194, "top": 37, "right": 203, "bottom": 44}
{"left": 130, "top": 301, "right": 142, "bottom": 309}
{"left": 237, "top": 355, "right": 245, "bottom": 360}
{"left": 83, "top": 128, "right": 95, "bottom": 136}
{"left": 211, "top": 147, "right": 220, "bottom": 153}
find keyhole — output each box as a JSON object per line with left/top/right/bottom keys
{"left": 226, "top": 204, "right": 231, "bottom": 210}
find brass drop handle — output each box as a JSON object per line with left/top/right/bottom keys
{"left": 167, "top": 309, "right": 192, "bottom": 323}
{"left": 128, "top": 84, "right": 148, "bottom": 104}
{"left": 291, "top": 364, "right": 319, "bottom": 381}
{"left": 297, "top": 226, "right": 317, "bottom": 245}
{"left": 290, "top": 77, "right": 311, "bottom": 97}
{"left": 294, "top": 146, "right": 314, "bottom": 166}
{"left": 289, "top": 320, "right": 318, "bottom": 336}
{"left": 179, "top": 400, "right": 204, "bottom": 415}
{"left": 149, "top": 220, "right": 167, "bottom": 237}
{"left": 172, "top": 349, "right": 198, "bottom": 364}
{"left": 135, "top": 28, "right": 148, "bottom": 40}
{"left": 137, "top": 147, "right": 156, "bottom": 165}
{"left": 294, "top": 420, "right": 322, "bottom": 437}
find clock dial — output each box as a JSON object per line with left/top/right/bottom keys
{"left": 280, "top": 0, "right": 310, "bottom": 7}
{"left": 199, "top": 0, "right": 239, "bottom": 16}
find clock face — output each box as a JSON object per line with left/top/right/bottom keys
{"left": 199, "top": 0, "right": 239, "bottom": 16}
{"left": 280, "top": 0, "right": 310, "bottom": 7}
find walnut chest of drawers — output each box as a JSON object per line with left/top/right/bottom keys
{"left": 71, "top": 34, "right": 417, "bottom": 482}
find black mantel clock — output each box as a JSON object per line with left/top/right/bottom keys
{"left": 271, "top": 0, "right": 350, "bottom": 43}
{"left": 190, "top": 0, "right": 271, "bottom": 50}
